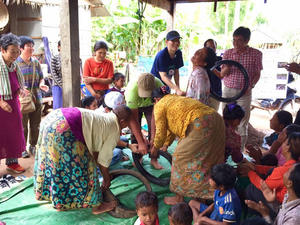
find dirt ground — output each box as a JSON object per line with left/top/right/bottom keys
{"left": 0, "top": 107, "right": 274, "bottom": 178}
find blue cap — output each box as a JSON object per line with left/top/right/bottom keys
{"left": 166, "top": 30, "right": 181, "bottom": 41}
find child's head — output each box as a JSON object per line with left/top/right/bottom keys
{"left": 113, "top": 72, "right": 125, "bottom": 89}
{"left": 270, "top": 110, "right": 292, "bottom": 132}
{"left": 210, "top": 164, "right": 236, "bottom": 191}
{"left": 223, "top": 103, "right": 245, "bottom": 128}
{"left": 135, "top": 191, "right": 158, "bottom": 225}
{"left": 284, "top": 163, "right": 300, "bottom": 198}
{"left": 191, "top": 47, "right": 216, "bottom": 69}
{"left": 168, "top": 202, "right": 193, "bottom": 225}
{"left": 81, "top": 96, "right": 98, "bottom": 110}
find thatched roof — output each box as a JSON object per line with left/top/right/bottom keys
{"left": 2, "top": 0, "right": 110, "bottom": 17}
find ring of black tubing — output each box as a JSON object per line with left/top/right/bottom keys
{"left": 132, "top": 150, "right": 172, "bottom": 186}
{"left": 103, "top": 169, "right": 152, "bottom": 218}
{"left": 210, "top": 60, "right": 249, "bottom": 103}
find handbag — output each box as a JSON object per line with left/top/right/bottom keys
{"left": 20, "top": 61, "right": 36, "bottom": 114}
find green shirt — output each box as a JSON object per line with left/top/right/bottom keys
{"left": 125, "top": 77, "right": 163, "bottom": 109}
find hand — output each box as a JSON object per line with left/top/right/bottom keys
{"left": 195, "top": 215, "right": 207, "bottom": 225}
{"left": 19, "top": 88, "right": 30, "bottom": 98}
{"left": 245, "top": 144, "right": 262, "bottom": 163}
{"left": 160, "top": 146, "right": 168, "bottom": 152}
{"left": 84, "top": 77, "right": 96, "bottom": 84}
{"left": 150, "top": 146, "right": 158, "bottom": 158}
{"left": 138, "top": 142, "right": 148, "bottom": 155}
{"left": 175, "top": 89, "right": 185, "bottom": 96}
{"left": 39, "top": 84, "right": 49, "bottom": 92}
{"left": 285, "top": 62, "right": 300, "bottom": 74}
{"left": 237, "top": 162, "right": 254, "bottom": 176}
{"left": 0, "top": 100, "right": 12, "bottom": 113}
{"left": 129, "top": 143, "right": 139, "bottom": 153}
{"left": 245, "top": 200, "right": 269, "bottom": 217}
{"left": 277, "top": 130, "right": 287, "bottom": 145}
{"left": 261, "top": 180, "right": 276, "bottom": 202}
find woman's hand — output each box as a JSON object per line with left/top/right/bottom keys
{"left": 19, "top": 88, "right": 30, "bottom": 98}
{"left": 245, "top": 200, "right": 269, "bottom": 217}
{"left": 237, "top": 162, "right": 255, "bottom": 176}
{"left": 0, "top": 100, "right": 12, "bottom": 113}
{"left": 175, "top": 88, "right": 185, "bottom": 96}
{"left": 40, "top": 84, "right": 49, "bottom": 92}
{"left": 277, "top": 130, "right": 287, "bottom": 145}
{"left": 128, "top": 143, "right": 139, "bottom": 153}
{"left": 84, "top": 77, "right": 96, "bottom": 85}
{"left": 245, "top": 144, "right": 262, "bottom": 163}
{"left": 261, "top": 180, "right": 276, "bottom": 202}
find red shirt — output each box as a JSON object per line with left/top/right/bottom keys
{"left": 223, "top": 46, "right": 263, "bottom": 89}
{"left": 248, "top": 159, "right": 296, "bottom": 203}
{"left": 83, "top": 57, "right": 114, "bottom": 91}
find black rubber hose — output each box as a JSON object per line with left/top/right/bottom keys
{"left": 102, "top": 169, "right": 152, "bottom": 218}
{"left": 132, "top": 150, "right": 172, "bottom": 186}
{"left": 210, "top": 60, "right": 249, "bottom": 103}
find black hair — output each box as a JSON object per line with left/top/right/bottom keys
{"left": 93, "top": 41, "right": 108, "bottom": 52}
{"left": 223, "top": 103, "right": 245, "bottom": 121}
{"left": 294, "top": 110, "right": 300, "bottom": 125}
{"left": 289, "top": 163, "right": 300, "bottom": 198}
{"left": 210, "top": 164, "right": 236, "bottom": 190}
{"left": 233, "top": 26, "right": 251, "bottom": 41}
{"left": 135, "top": 191, "right": 158, "bottom": 210}
{"left": 286, "top": 124, "right": 300, "bottom": 137}
{"left": 19, "top": 36, "right": 34, "bottom": 49}
{"left": 113, "top": 72, "right": 125, "bottom": 82}
{"left": 168, "top": 202, "right": 193, "bottom": 225}
{"left": 204, "top": 39, "right": 217, "bottom": 48}
{"left": 0, "top": 33, "right": 20, "bottom": 51}
{"left": 204, "top": 47, "right": 217, "bottom": 70}
{"left": 260, "top": 154, "right": 278, "bottom": 166}
{"left": 58, "top": 40, "right": 61, "bottom": 47}
{"left": 151, "top": 86, "right": 170, "bottom": 102}
{"left": 241, "top": 216, "right": 270, "bottom": 225}
{"left": 287, "top": 132, "right": 300, "bottom": 161}
{"left": 102, "top": 101, "right": 112, "bottom": 111}
{"left": 81, "top": 96, "right": 96, "bottom": 108}
{"left": 275, "top": 110, "right": 293, "bottom": 128}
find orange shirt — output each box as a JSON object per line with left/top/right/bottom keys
{"left": 83, "top": 57, "right": 114, "bottom": 91}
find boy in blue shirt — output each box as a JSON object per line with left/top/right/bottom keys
{"left": 189, "top": 164, "right": 241, "bottom": 225}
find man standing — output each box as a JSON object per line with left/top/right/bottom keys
{"left": 51, "top": 40, "right": 63, "bottom": 109}
{"left": 221, "top": 27, "right": 263, "bottom": 151}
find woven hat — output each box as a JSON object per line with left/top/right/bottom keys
{"left": 104, "top": 91, "right": 125, "bottom": 109}
{"left": 137, "top": 73, "right": 155, "bottom": 98}
{"left": 0, "top": 1, "right": 9, "bottom": 30}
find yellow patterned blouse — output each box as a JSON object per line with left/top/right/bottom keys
{"left": 153, "top": 94, "right": 215, "bottom": 149}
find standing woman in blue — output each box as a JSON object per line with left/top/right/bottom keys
{"left": 151, "top": 30, "right": 185, "bottom": 96}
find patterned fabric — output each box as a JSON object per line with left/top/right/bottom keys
{"left": 223, "top": 46, "right": 263, "bottom": 89}
{"left": 153, "top": 94, "right": 215, "bottom": 149}
{"left": 51, "top": 53, "right": 62, "bottom": 87}
{"left": 16, "top": 56, "right": 44, "bottom": 104}
{"left": 0, "top": 53, "right": 24, "bottom": 100}
{"left": 169, "top": 113, "right": 225, "bottom": 199}
{"left": 225, "top": 123, "right": 243, "bottom": 163}
{"left": 186, "top": 67, "right": 210, "bottom": 105}
{"left": 34, "top": 109, "right": 102, "bottom": 210}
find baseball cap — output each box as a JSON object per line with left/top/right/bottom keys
{"left": 104, "top": 91, "right": 125, "bottom": 109}
{"left": 166, "top": 30, "right": 181, "bottom": 41}
{"left": 137, "top": 73, "right": 155, "bottom": 98}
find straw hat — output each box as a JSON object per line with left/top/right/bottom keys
{"left": 0, "top": 1, "right": 9, "bottom": 30}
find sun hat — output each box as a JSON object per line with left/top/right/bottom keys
{"left": 166, "top": 30, "right": 181, "bottom": 41}
{"left": 104, "top": 91, "right": 125, "bottom": 109}
{"left": 137, "top": 73, "right": 155, "bottom": 98}
{"left": 0, "top": 2, "right": 9, "bottom": 30}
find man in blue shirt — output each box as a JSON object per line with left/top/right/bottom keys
{"left": 151, "top": 30, "right": 185, "bottom": 96}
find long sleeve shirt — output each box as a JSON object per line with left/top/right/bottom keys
{"left": 248, "top": 160, "right": 296, "bottom": 203}
{"left": 51, "top": 54, "right": 62, "bottom": 87}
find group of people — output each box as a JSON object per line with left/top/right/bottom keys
{"left": 1, "top": 24, "right": 300, "bottom": 225}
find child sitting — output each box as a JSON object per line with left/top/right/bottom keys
{"left": 106, "top": 72, "right": 125, "bottom": 95}
{"left": 189, "top": 164, "right": 241, "bottom": 225}
{"left": 168, "top": 202, "right": 193, "bottom": 225}
{"left": 134, "top": 191, "right": 159, "bottom": 225}
{"left": 223, "top": 103, "right": 245, "bottom": 163}
{"left": 81, "top": 96, "right": 98, "bottom": 110}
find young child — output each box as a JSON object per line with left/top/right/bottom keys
{"left": 186, "top": 47, "right": 216, "bottom": 105}
{"left": 168, "top": 202, "right": 193, "bottom": 225}
{"left": 189, "top": 164, "right": 241, "bottom": 225}
{"left": 81, "top": 96, "right": 98, "bottom": 110}
{"left": 135, "top": 191, "right": 159, "bottom": 225}
{"left": 107, "top": 72, "right": 125, "bottom": 95}
{"left": 223, "top": 103, "right": 245, "bottom": 163}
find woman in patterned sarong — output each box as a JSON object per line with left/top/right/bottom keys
{"left": 34, "top": 106, "right": 145, "bottom": 214}
{"left": 150, "top": 89, "right": 225, "bottom": 205}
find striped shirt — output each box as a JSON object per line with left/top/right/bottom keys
{"left": 51, "top": 53, "right": 62, "bottom": 87}
{"left": 223, "top": 46, "right": 263, "bottom": 89}
{"left": 16, "top": 56, "right": 44, "bottom": 103}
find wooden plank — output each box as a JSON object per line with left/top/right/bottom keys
{"left": 60, "top": 0, "right": 81, "bottom": 107}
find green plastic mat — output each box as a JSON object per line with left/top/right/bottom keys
{"left": 0, "top": 142, "right": 177, "bottom": 225}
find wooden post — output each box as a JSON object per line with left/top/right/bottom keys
{"left": 166, "top": 0, "right": 176, "bottom": 31}
{"left": 60, "top": 0, "right": 81, "bottom": 107}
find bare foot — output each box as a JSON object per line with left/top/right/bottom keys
{"left": 92, "top": 201, "right": 117, "bottom": 215}
{"left": 164, "top": 195, "right": 184, "bottom": 205}
{"left": 151, "top": 159, "right": 164, "bottom": 170}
